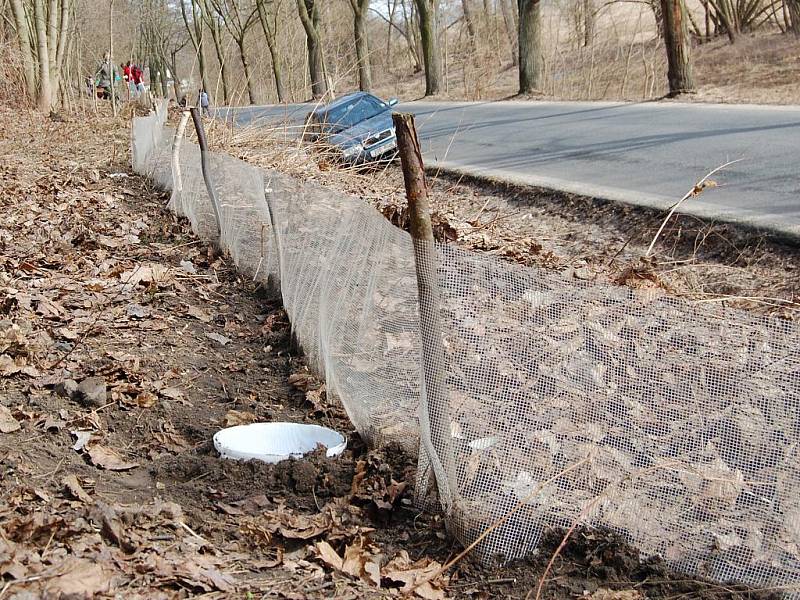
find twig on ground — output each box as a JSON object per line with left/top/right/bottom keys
{"left": 645, "top": 159, "right": 742, "bottom": 258}
{"left": 690, "top": 294, "right": 800, "bottom": 308}
{"left": 406, "top": 457, "right": 590, "bottom": 597}
{"left": 527, "top": 461, "right": 679, "bottom": 600}
{"left": 177, "top": 520, "right": 212, "bottom": 548}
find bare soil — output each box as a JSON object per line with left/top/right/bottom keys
{"left": 0, "top": 104, "right": 788, "bottom": 599}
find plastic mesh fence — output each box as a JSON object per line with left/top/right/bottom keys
{"left": 132, "top": 108, "right": 800, "bottom": 596}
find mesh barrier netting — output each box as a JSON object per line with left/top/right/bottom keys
{"left": 132, "top": 107, "right": 800, "bottom": 596}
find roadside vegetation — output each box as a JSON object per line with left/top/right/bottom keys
{"left": 212, "top": 114, "right": 799, "bottom": 319}
{"left": 2, "top": 0, "right": 800, "bottom": 115}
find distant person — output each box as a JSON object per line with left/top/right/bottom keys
{"left": 123, "top": 61, "right": 134, "bottom": 97}
{"left": 132, "top": 64, "right": 145, "bottom": 97}
{"left": 198, "top": 89, "right": 209, "bottom": 116}
{"left": 94, "top": 52, "right": 119, "bottom": 100}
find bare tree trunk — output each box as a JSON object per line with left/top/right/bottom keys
{"left": 237, "top": 38, "right": 256, "bottom": 104}
{"left": 583, "top": 0, "right": 595, "bottom": 46}
{"left": 686, "top": 5, "right": 704, "bottom": 37}
{"left": 208, "top": 19, "right": 230, "bottom": 103}
{"left": 787, "top": 0, "right": 800, "bottom": 32}
{"left": 714, "top": 0, "right": 738, "bottom": 42}
{"left": 207, "top": 0, "right": 258, "bottom": 104}
{"left": 661, "top": 0, "right": 695, "bottom": 95}
{"left": 47, "top": 0, "right": 58, "bottom": 68}
{"left": 196, "top": 41, "right": 209, "bottom": 93}
{"left": 386, "top": 0, "right": 398, "bottom": 70}
{"left": 170, "top": 55, "right": 182, "bottom": 101}
{"left": 500, "top": 0, "right": 518, "bottom": 65}
{"left": 462, "top": 0, "right": 477, "bottom": 38}
{"left": 161, "top": 63, "right": 169, "bottom": 97}
{"left": 9, "top": 0, "right": 37, "bottom": 99}
{"left": 400, "top": 0, "right": 423, "bottom": 72}
{"left": 350, "top": 0, "right": 373, "bottom": 91}
{"left": 414, "top": 0, "right": 442, "bottom": 96}
{"left": 393, "top": 111, "right": 458, "bottom": 513}
{"left": 297, "top": 0, "right": 327, "bottom": 98}
{"left": 196, "top": 0, "right": 230, "bottom": 102}
{"left": 256, "top": 0, "right": 287, "bottom": 102}
{"left": 52, "top": 0, "right": 71, "bottom": 95}
{"left": 266, "top": 40, "right": 287, "bottom": 102}
{"left": 34, "top": 0, "right": 53, "bottom": 112}
{"left": 518, "top": 0, "right": 543, "bottom": 94}
{"left": 181, "top": 0, "right": 210, "bottom": 93}
{"left": 702, "top": 0, "right": 711, "bottom": 39}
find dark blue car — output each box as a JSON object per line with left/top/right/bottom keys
{"left": 305, "top": 91, "right": 400, "bottom": 164}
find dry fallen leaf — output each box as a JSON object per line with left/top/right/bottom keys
{"left": 187, "top": 305, "right": 212, "bottom": 323}
{"left": 0, "top": 537, "right": 26, "bottom": 579}
{"left": 160, "top": 386, "right": 185, "bottom": 400}
{"left": 242, "top": 501, "right": 369, "bottom": 545}
{"left": 58, "top": 327, "right": 80, "bottom": 340}
{"left": 134, "top": 391, "right": 158, "bottom": 408}
{"left": 305, "top": 386, "right": 327, "bottom": 413}
{"left": 43, "top": 558, "right": 113, "bottom": 599}
{"left": 315, "top": 540, "right": 343, "bottom": 571}
{"left": 342, "top": 539, "right": 380, "bottom": 583}
{"left": 205, "top": 332, "right": 231, "bottom": 346}
{"left": 0, "top": 354, "right": 20, "bottom": 376}
{"left": 383, "top": 551, "right": 449, "bottom": 600}
{"left": 287, "top": 371, "right": 317, "bottom": 392}
{"left": 0, "top": 405, "right": 21, "bottom": 433}
{"left": 86, "top": 444, "right": 139, "bottom": 471}
{"left": 224, "top": 409, "right": 256, "bottom": 426}
{"left": 152, "top": 429, "right": 192, "bottom": 453}
{"left": 62, "top": 474, "right": 93, "bottom": 504}
{"left": 0, "top": 354, "right": 38, "bottom": 377}
{"left": 121, "top": 263, "right": 170, "bottom": 287}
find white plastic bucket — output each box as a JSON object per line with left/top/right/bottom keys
{"left": 213, "top": 422, "right": 347, "bottom": 464}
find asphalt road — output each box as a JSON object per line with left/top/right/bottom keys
{"left": 223, "top": 100, "right": 800, "bottom": 238}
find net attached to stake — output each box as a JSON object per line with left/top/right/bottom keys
{"left": 132, "top": 106, "right": 800, "bottom": 597}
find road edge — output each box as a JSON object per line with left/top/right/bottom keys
{"left": 426, "top": 160, "right": 800, "bottom": 246}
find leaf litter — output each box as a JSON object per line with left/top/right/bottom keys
{"left": 0, "top": 104, "right": 780, "bottom": 599}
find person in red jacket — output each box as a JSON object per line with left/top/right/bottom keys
{"left": 122, "top": 61, "right": 132, "bottom": 99}
{"left": 131, "top": 64, "right": 145, "bottom": 98}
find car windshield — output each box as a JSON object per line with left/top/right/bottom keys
{"left": 322, "top": 95, "right": 387, "bottom": 132}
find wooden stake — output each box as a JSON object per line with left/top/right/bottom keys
{"left": 190, "top": 107, "right": 222, "bottom": 237}
{"left": 170, "top": 110, "right": 191, "bottom": 207}
{"left": 393, "top": 112, "right": 457, "bottom": 513}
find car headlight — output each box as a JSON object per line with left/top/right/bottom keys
{"left": 341, "top": 144, "right": 363, "bottom": 158}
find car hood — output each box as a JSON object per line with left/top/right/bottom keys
{"left": 328, "top": 111, "right": 394, "bottom": 148}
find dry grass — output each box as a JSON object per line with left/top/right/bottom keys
{"left": 0, "top": 43, "right": 32, "bottom": 108}
{"left": 692, "top": 32, "right": 800, "bottom": 104}
{"left": 201, "top": 115, "right": 799, "bottom": 319}
{"left": 373, "top": 29, "right": 800, "bottom": 105}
